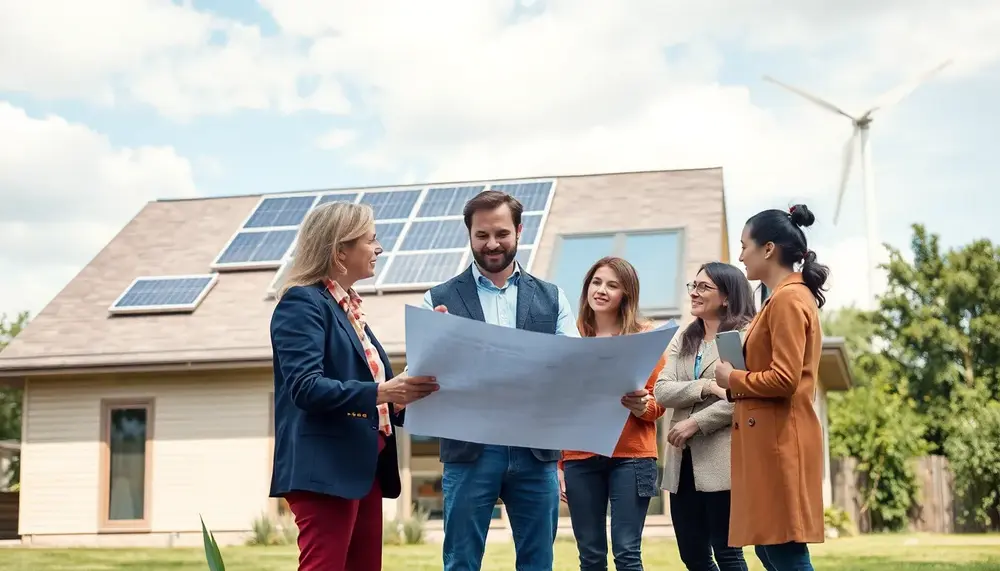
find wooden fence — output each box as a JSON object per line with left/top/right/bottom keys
{"left": 831, "top": 455, "right": 958, "bottom": 533}
{"left": 0, "top": 492, "right": 18, "bottom": 540}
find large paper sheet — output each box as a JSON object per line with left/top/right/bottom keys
{"left": 402, "top": 305, "right": 678, "bottom": 456}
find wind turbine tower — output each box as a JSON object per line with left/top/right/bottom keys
{"left": 762, "top": 60, "right": 952, "bottom": 308}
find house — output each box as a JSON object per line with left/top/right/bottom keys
{"left": 0, "top": 167, "right": 851, "bottom": 547}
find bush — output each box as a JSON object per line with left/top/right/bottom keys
{"left": 828, "top": 378, "right": 929, "bottom": 531}
{"left": 944, "top": 399, "right": 1000, "bottom": 531}
{"left": 824, "top": 506, "right": 856, "bottom": 538}
{"left": 383, "top": 504, "right": 429, "bottom": 545}
{"left": 246, "top": 512, "right": 298, "bottom": 546}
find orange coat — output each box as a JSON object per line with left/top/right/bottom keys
{"left": 726, "top": 273, "right": 825, "bottom": 547}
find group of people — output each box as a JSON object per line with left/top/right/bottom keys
{"left": 268, "top": 188, "right": 831, "bottom": 571}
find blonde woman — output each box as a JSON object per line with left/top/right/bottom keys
{"left": 269, "top": 201, "right": 440, "bottom": 571}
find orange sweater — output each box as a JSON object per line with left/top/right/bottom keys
{"left": 559, "top": 354, "right": 667, "bottom": 469}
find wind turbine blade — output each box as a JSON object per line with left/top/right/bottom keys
{"left": 865, "top": 59, "right": 953, "bottom": 115}
{"left": 833, "top": 127, "right": 859, "bottom": 225}
{"left": 762, "top": 75, "right": 857, "bottom": 120}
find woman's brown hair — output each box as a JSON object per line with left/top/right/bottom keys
{"left": 576, "top": 256, "right": 650, "bottom": 338}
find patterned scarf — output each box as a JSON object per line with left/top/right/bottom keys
{"left": 324, "top": 279, "right": 392, "bottom": 436}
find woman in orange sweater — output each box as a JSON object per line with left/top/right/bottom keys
{"left": 559, "top": 256, "right": 666, "bottom": 571}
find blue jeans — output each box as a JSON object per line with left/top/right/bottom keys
{"left": 442, "top": 444, "right": 559, "bottom": 571}
{"left": 563, "top": 456, "right": 659, "bottom": 571}
{"left": 755, "top": 543, "right": 813, "bottom": 571}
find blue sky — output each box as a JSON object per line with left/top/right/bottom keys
{"left": 1, "top": 0, "right": 997, "bottom": 317}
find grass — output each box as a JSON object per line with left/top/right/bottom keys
{"left": 0, "top": 533, "right": 998, "bottom": 570}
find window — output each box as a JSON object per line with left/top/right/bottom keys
{"left": 550, "top": 230, "right": 685, "bottom": 316}
{"left": 99, "top": 399, "right": 154, "bottom": 531}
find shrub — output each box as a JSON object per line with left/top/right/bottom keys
{"left": 824, "top": 506, "right": 856, "bottom": 538}
{"left": 944, "top": 399, "right": 1000, "bottom": 531}
{"left": 828, "top": 377, "right": 929, "bottom": 531}
{"left": 246, "top": 511, "right": 298, "bottom": 546}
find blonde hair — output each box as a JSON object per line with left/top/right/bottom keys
{"left": 277, "top": 200, "right": 375, "bottom": 298}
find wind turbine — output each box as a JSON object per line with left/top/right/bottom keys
{"left": 762, "top": 60, "right": 952, "bottom": 308}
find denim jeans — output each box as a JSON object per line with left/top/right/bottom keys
{"left": 563, "top": 456, "right": 659, "bottom": 571}
{"left": 668, "top": 449, "right": 747, "bottom": 571}
{"left": 754, "top": 543, "right": 813, "bottom": 571}
{"left": 442, "top": 444, "right": 559, "bottom": 571}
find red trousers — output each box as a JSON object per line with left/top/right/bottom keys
{"left": 285, "top": 436, "right": 386, "bottom": 571}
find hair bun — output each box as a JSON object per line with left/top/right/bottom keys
{"left": 789, "top": 204, "right": 815, "bottom": 228}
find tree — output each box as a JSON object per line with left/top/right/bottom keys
{"left": 824, "top": 306, "right": 929, "bottom": 531}
{"left": 876, "top": 225, "right": 1000, "bottom": 451}
{"left": 0, "top": 311, "right": 30, "bottom": 488}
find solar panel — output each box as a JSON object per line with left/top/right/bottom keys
{"left": 360, "top": 190, "right": 421, "bottom": 220}
{"left": 380, "top": 252, "right": 466, "bottom": 287}
{"left": 416, "top": 185, "right": 485, "bottom": 217}
{"left": 238, "top": 178, "right": 555, "bottom": 294}
{"left": 489, "top": 181, "right": 553, "bottom": 211}
{"left": 316, "top": 192, "right": 359, "bottom": 206}
{"left": 399, "top": 219, "right": 468, "bottom": 251}
{"left": 243, "top": 196, "right": 317, "bottom": 228}
{"left": 376, "top": 222, "right": 405, "bottom": 252}
{"left": 109, "top": 275, "right": 218, "bottom": 315}
{"left": 214, "top": 229, "right": 297, "bottom": 268}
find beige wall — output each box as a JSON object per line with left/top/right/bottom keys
{"left": 19, "top": 371, "right": 274, "bottom": 542}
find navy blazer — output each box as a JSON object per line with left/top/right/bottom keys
{"left": 268, "top": 282, "right": 404, "bottom": 501}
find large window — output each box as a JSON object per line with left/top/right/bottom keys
{"left": 550, "top": 230, "right": 684, "bottom": 316}
{"left": 100, "top": 399, "right": 154, "bottom": 531}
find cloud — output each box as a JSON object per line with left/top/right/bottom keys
{"left": 0, "top": 0, "right": 350, "bottom": 120}
{"left": 0, "top": 102, "right": 198, "bottom": 316}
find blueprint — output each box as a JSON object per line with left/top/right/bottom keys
{"left": 402, "top": 305, "right": 678, "bottom": 456}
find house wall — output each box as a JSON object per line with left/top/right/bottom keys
{"left": 19, "top": 371, "right": 277, "bottom": 546}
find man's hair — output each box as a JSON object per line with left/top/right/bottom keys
{"left": 463, "top": 190, "right": 523, "bottom": 230}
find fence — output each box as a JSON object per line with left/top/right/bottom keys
{"left": 831, "top": 455, "right": 957, "bottom": 533}
{"left": 0, "top": 492, "right": 18, "bottom": 540}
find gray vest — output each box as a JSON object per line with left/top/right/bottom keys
{"left": 427, "top": 265, "right": 563, "bottom": 463}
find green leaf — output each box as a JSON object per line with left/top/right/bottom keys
{"left": 200, "top": 514, "right": 226, "bottom": 571}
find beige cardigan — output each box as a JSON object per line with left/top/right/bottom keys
{"left": 653, "top": 322, "right": 745, "bottom": 494}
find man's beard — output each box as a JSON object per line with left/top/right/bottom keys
{"left": 472, "top": 242, "right": 518, "bottom": 274}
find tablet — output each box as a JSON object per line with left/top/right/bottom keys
{"left": 715, "top": 330, "right": 746, "bottom": 370}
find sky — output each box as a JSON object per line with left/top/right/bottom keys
{"left": 1, "top": 0, "right": 998, "bottom": 319}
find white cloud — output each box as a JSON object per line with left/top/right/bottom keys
{"left": 3, "top": 0, "right": 1000, "bottom": 313}
{"left": 0, "top": 0, "right": 350, "bottom": 119}
{"left": 0, "top": 102, "right": 198, "bottom": 316}
{"left": 315, "top": 128, "right": 357, "bottom": 150}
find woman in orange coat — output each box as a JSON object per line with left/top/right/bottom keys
{"left": 714, "top": 204, "right": 829, "bottom": 571}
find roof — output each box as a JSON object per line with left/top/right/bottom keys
{"left": 0, "top": 167, "right": 728, "bottom": 377}
{"left": 819, "top": 336, "right": 853, "bottom": 391}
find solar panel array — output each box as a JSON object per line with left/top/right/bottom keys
{"left": 110, "top": 178, "right": 556, "bottom": 313}
{"left": 108, "top": 275, "right": 218, "bottom": 315}
{"left": 254, "top": 179, "right": 556, "bottom": 295}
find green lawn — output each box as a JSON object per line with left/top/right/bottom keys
{"left": 0, "top": 533, "right": 998, "bottom": 570}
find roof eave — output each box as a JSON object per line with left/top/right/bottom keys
{"left": 820, "top": 336, "right": 853, "bottom": 391}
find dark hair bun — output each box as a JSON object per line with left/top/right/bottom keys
{"left": 789, "top": 204, "right": 815, "bottom": 228}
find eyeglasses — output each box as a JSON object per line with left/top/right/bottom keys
{"left": 686, "top": 281, "right": 716, "bottom": 295}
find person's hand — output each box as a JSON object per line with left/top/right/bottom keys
{"left": 621, "top": 389, "right": 651, "bottom": 417}
{"left": 714, "top": 360, "right": 734, "bottom": 389}
{"left": 667, "top": 418, "right": 700, "bottom": 448}
{"left": 558, "top": 469, "right": 567, "bottom": 503}
{"left": 433, "top": 305, "right": 448, "bottom": 313}
{"left": 377, "top": 371, "right": 440, "bottom": 406}
{"left": 707, "top": 381, "right": 728, "bottom": 400}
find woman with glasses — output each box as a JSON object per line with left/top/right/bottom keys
{"left": 654, "top": 262, "right": 756, "bottom": 571}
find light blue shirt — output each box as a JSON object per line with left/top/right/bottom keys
{"left": 421, "top": 262, "right": 579, "bottom": 336}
